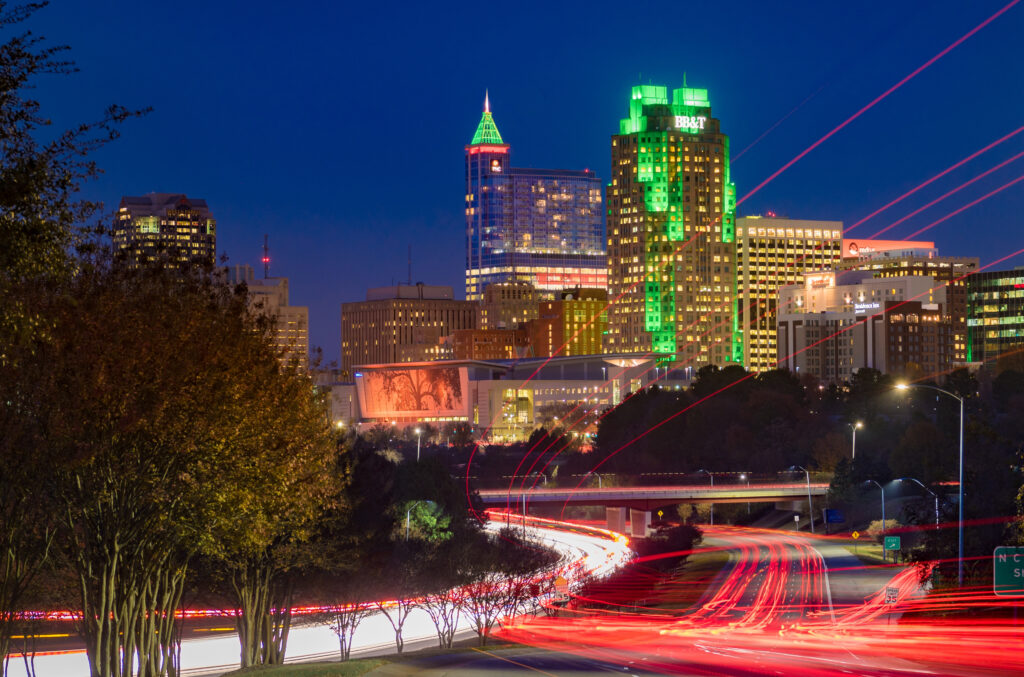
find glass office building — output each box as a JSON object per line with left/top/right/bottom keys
{"left": 464, "top": 94, "right": 605, "bottom": 301}
{"left": 967, "top": 267, "right": 1024, "bottom": 366}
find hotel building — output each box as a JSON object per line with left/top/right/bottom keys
{"left": 777, "top": 271, "right": 953, "bottom": 383}
{"left": 465, "top": 94, "right": 605, "bottom": 300}
{"left": 605, "top": 83, "right": 738, "bottom": 366}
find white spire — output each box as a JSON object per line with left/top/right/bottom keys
{"left": 484, "top": 89, "right": 490, "bottom": 113}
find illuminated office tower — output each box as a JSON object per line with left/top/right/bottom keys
{"left": 605, "top": 83, "right": 737, "bottom": 366}
{"left": 114, "top": 193, "right": 216, "bottom": 268}
{"left": 967, "top": 267, "right": 1024, "bottom": 367}
{"left": 465, "top": 93, "right": 605, "bottom": 301}
{"left": 735, "top": 216, "right": 843, "bottom": 371}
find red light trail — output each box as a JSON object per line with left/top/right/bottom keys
{"left": 737, "top": 0, "right": 1020, "bottom": 208}
{"left": 866, "top": 149, "right": 1024, "bottom": 240}
{"left": 844, "top": 124, "right": 1024, "bottom": 234}
{"left": 498, "top": 526, "right": 1024, "bottom": 676}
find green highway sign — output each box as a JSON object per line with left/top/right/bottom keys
{"left": 884, "top": 536, "right": 901, "bottom": 551}
{"left": 993, "top": 546, "right": 1024, "bottom": 597}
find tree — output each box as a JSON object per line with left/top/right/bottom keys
{"left": 2, "top": 255, "right": 334, "bottom": 677}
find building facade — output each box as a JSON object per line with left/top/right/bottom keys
{"left": 341, "top": 284, "right": 476, "bottom": 373}
{"left": 967, "top": 267, "right": 1024, "bottom": 367}
{"left": 450, "top": 328, "right": 528, "bottom": 361}
{"left": 464, "top": 94, "right": 605, "bottom": 300}
{"left": 478, "top": 281, "right": 539, "bottom": 329}
{"left": 114, "top": 193, "right": 216, "bottom": 268}
{"left": 227, "top": 265, "right": 309, "bottom": 370}
{"left": 605, "top": 83, "right": 738, "bottom": 367}
{"left": 735, "top": 216, "right": 843, "bottom": 371}
{"left": 344, "top": 354, "right": 657, "bottom": 441}
{"left": 526, "top": 288, "right": 608, "bottom": 357}
{"left": 840, "top": 252, "right": 977, "bottom": 366}
{"left": 777, "top": 271, "right": 953, "bottom": 383}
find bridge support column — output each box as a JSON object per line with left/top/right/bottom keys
{"left": 606, "top": 507, "right": 626, "bottom": 534}
{"left": 629, "top": 509, "right": 651, "bottom": 538}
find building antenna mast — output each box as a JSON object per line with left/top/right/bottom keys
{"left": 262, "top": 234, "right": 270, "bottom": 279}
{"left": 408, "top": 244, "right": 412, "bottom": 285}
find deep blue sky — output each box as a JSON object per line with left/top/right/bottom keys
{"left": 31, "top": 1, "right": 1024, "bottom": 364}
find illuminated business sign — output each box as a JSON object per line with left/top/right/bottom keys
{"left": 854, "top": 302, "right": 880, "bottom": 312}
{"left": 674, "top": 115, "right": 707, "bottom": 131}
{"left": 805, "top": 272, "right": 835, "bottom": 289}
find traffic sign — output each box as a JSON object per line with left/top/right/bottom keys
{"left": 884, "top": 536, "right": 901, "bottom": 551}
{"left": 993, "top": 546, "right": 1024, "bottom": 597}
{"left": 851, "top": 531, "right": 860, "bottom": 540}
{"left": 554, "top": 576, "right": 569, "bottom": 594}
{"left": 884, "top": 586, "right": 899, "bottom": 604}
{"left": 824, "top": 508, "right": 845, "bottom": 524}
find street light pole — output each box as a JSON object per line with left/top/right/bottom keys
{"left": 740, "top": 473, "right": 750, "bottom": 515}
{"left": 793, "top": 466, "right": 814, "bottom": 533}
{"left": 866, "top": 480, "right": 886, "bottom": 563}
{"left": 850, "top": 421, "right": 863, "bottom": 460}
{"left": 405, "top": 500, "right": 424, "bottom": 541}
{"left": 897, "top": 477, "right": 940, "bottom": 529}
{"left": 895, "top": 383, "right": 965, "bottom": 587}
{"left": 415, "top": 427, "right": 422, "bottom": 462}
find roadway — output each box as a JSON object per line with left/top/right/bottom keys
{"left": 492, "top": 527, "right": 1023, "bottom": 676}
{"left": 1, "top": 520, "right": 632, "bottom": 677}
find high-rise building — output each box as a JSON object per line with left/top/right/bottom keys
{"left": 340, "top": 283, "right": 476, "bottom": 373}
{"left": 967, "top": 267, "right": 1024, "bottom": 367}
{"left": 227, "top": 265, "right": 309, "bottom": 371}
{"left": 464, "top": 94, "right": 605, "bottom": 301}
{"left": 478, "top": 281, "right": 539, "bottom": 330}
{"left": 735, "top": 216, "right": 843, "bottom": 371}
{"left": 605, "top": 83, "right": 738, "bottom": 367}
{"left": 525, "top": 288, "right": 608, "bottom": 358}
{"left": 114, "top": 193, "right": 216, "bottom": 268}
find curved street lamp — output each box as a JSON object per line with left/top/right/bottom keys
{"left": 415, "top": 427, "right": 422, "bottom": 462}
{"left": 792, "top": 465, "right": 815, "bottom": 533}
{"left": 850, "top": 421, "right": 863, "bottom": 460}
{"left": 897, "top": 477, "right": 940, "bottom": 529}
{"left": 895, "top": 383, "right": 965, "bottom": 587}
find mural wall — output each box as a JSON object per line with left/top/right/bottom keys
{"left": 355, "top": 366, "right": 470, "bottom": 419}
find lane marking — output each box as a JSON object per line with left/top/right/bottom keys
{"left": 471, "top": 647, "right": 561, "bottom": 676}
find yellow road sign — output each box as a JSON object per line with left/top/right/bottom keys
{"left": 851, "top": 530, "right": 860, "bottom": 540}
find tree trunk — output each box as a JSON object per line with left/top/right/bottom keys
{"left": 231, "top": 559, "right": 292, "bottom": 668}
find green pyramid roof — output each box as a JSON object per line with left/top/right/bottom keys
{"left": 470, "top": 91, "right": 505, "bottom": 145}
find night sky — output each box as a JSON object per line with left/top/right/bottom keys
{"left": 32, "top": 1, "right": 1024, "bottom": 365}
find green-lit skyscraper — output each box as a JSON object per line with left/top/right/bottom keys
{"left": 605, "top": 84, "right": 738, "bottom": 367}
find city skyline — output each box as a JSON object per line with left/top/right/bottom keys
{"left": 33, "top": 0, "right": 1024, "bottom": 364}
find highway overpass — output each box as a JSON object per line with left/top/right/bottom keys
{"left": 477, "top": 482, "right": 829, "bottom": 511}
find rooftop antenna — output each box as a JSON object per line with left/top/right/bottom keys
{"left": 684, "top": 71, "right": 687, "bottom": 87}
{"left": 407, "top": 245, "right": 412, "bottom": 285}
{"left": 262, "top": 234, "right": 270, "bottom": 279}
